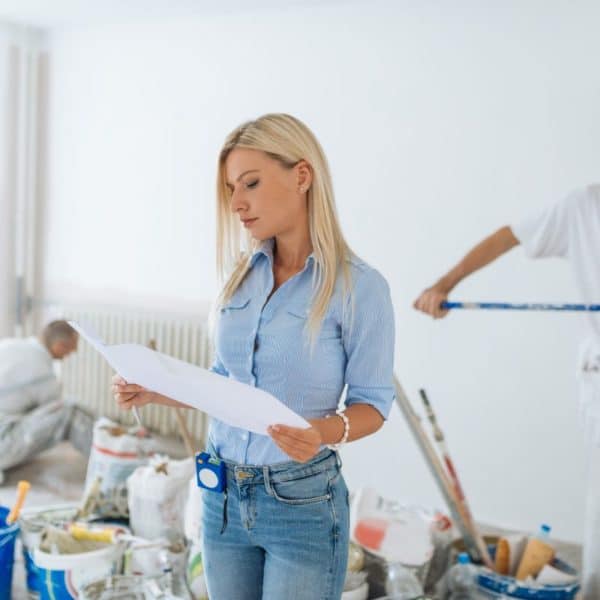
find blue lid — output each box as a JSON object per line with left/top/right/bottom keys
{"left": 540, "top": 524, "right": 551, "bottom": 534}
{"left": 458, "top": 552, "right": 471, "bottom": 564}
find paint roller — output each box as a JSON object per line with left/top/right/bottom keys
{"left": 67, "top": 523, "right": 138, "bottom": 544}
{"left": 67, "top": 524, "right": 183, "bottom": 550}
{"left": 442, "top": 301, "right": 600, "bottom": 312}
{"left": 6, "top": 480, "right": 31, "bottom": 524}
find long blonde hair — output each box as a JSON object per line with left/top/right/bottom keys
{"left": 216, "top": 113, "right": 352, "bottom": 337}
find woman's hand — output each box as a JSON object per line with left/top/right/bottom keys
{"left": 111, "top": 374, "right": 156, "bottom": 411}
{"left": 413, "top": 284, "right": 450, "bottom": 319}
{"left": 268, "top": 424, "right": 323, "bottom": 463}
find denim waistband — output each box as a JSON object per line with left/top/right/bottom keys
{"left": 206, "top": 442, "right": 340, "bottom": 485}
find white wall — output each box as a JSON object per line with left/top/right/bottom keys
{"left": 44, "top": 0, "right": 600, "bottom": 542}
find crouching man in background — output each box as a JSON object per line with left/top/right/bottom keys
{"left": 0, "top": 320, "right": 92, "bottom": 483}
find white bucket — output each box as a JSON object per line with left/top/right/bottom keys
{"left": 33, "top": 543, "right": 124, "bottom": 600}
{"left": 19, "top": 504, "right": 80, "bottom": 599}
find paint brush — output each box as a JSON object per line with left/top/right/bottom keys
{"left": 393, "top": 378, "right": 486, "bottom": 565}
{"left": 131, "top": 406, "right": 144, "bottom": 428}
{"left": 442, "top": 301, "right": 600, "bottom": 312}
{"left": 6, "top": 480, "right": 31, "bottom": 524}
{"left": 419, "top": 388, "right": 494, "bottom": 569}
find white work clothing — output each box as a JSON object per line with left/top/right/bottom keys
{"left": 0, "top": 337, "right": 61, "bottom": 419}
{"left": 0, "top": 336, "right": 71, "bottom": 473}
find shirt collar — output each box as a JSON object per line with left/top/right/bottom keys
{"left": 250, "top": 238, "right": 315, "bottom": 269}
{"left": 250, "top": 238, "right": 275, "bottom": 267}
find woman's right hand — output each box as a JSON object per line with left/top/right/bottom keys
{"left": 111, "top": 374, "right": 156, "bottom": 411}
{"left": 413, "top": 284, "right": 451, "bottom": 319}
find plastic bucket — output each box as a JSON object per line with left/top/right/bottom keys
{"left": 475, "top": 544, "right": 580, "bottom": 599}
{"left": 477, "top": 556, "right": 580, "bottom": 599}
{"left": 0, "top": 506, "right": 20, "bottom": 600}
{"left": 18, "top": 504, "right": 80, "bottom": 599}
{"left": 450, "top": 539, "right": 580, "bottom": 599}
{"left": 33, "top": 542, "right": 124, "bottom": 600}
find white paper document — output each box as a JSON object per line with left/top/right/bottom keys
{"left": 69, "top": 320, "right": 309, "bottom": 435}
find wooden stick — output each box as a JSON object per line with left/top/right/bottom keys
{"left": 6, "top": 480, "right": 31, "bottom": 524}
{"left": 419, "top": 388, "right": 494, "bottom": 569}
{"left": 393, "top": 377, "right": 485, "bottom": 563}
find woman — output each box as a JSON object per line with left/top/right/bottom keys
{"left": 113, "top": 113, "right": 395, "bottom": 599}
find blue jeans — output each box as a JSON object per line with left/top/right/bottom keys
{"left": 201, "top": 447, "right": 350, "bottom": 600}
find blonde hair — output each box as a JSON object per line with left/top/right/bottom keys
{"left": 216, "top": 113, "right": 353, "bottom": 338}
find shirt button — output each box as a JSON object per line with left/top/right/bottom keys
{"left": 242, "top": 434, "right": 248, "bottom": 441}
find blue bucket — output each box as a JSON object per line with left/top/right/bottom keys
{"left": 477, "top": 546, "right": 580, "bottom": 599}
{"left": 0, "top": 506, "right": 20, "bottom": 600}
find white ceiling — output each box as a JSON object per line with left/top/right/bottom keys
{"left": 0, "top": 0, "right": 347, "bottom": 30}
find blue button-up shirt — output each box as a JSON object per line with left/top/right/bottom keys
{"left": 209, "top": 239, "right": 395, "bottom": 465}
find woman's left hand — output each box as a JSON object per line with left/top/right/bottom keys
{"left": 268, "top": 423, "right": 322, "bottom": 463}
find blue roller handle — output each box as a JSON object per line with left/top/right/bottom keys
{"left": 442, "top": 301, "right": 600, "bottom": 312}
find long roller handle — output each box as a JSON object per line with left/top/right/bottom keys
{"left": 442, "top": 301, "right": 600, "bottom": 312}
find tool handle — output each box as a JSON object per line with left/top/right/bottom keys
{"left": 131, "top": 406, "right": 144, "bottom": 428}
{"left": 442, "top": 301, "right": 600, "bottom": 312}
{"left": 6, "top": 480, "right": 30, "bottom": 524}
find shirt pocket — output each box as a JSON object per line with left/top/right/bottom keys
{"left": 286, "top": 305, "right": 340, "bottom": 341}
{"left": 221, "top": 297, "right": 251, "bottom": 313}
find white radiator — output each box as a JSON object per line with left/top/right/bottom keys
{"left": 58, "top": 305, "right": 213, "bottom": 442}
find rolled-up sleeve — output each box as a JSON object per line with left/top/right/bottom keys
{"left": 342, "top": 266, "right": 395, "bottom": 419}
{"left": 209, "top": 351, "right": 229, "bottom": 377}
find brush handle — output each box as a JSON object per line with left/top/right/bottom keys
{"left": 419, "top": 389, "right": 494, "bottom": 569}
{"left": 131, "top": 406, "right": 144, "bottom": 428}
{"left": 442, "top": 301, "right": 600, "bottom": 312}
{"left": 6, "top": 480, "right": 30, "bottom": 524}
{"left": 394, "top": 379, "right": 486, "bottom": 564}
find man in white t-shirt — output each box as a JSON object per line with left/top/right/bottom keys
{"left": 414, "top": 184, "right": 600, "bottom": 598}
{"left": 0, "top": 320, "right": 90, "bottom": 483}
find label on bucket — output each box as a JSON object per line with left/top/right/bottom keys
{"left": 38, "top": 562, "right": 117, "bottom": 600}
{"left": 23, "top": 549, "right": 41, "bottom": 598}
{"left": 0, "top": 509, "right": 19, "bottom": 600}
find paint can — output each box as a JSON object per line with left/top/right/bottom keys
{"left": 477, "top": 554, "right": 580, "bottom": 599}
{"left": 450, "top": 540, "right": 580, "bottom": 599}
{"left": 33, "top": 541, "right": 124, "bottom": 599}
{"left": 18, "top": 504, "right": 80, "bottom": 599}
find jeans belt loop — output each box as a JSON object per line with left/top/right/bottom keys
{"left": 262, "top": 465, "right": 273, "bottom": 496}
{"left": 335, "top": 450, "right": 342, "bottom": 470}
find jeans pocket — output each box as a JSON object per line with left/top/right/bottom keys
{"left": 268, "top": 470, "right": 333, "bottom": 505}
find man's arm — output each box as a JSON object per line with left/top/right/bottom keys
{"left": 414, "top": 226, "right": 520, "bottom": 318}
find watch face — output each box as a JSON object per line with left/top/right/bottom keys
{"left": 199, "top": 468, "right": 219, "bottom": 489}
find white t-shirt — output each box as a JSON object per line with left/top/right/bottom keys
{"left": 512, "top": 185, "right": 600, "bottom": 430}
{"left": 0, "top": 337, "right": 61, "bottom": 418}
{"left": 512, "top": 184, "right": 600, "bottom": 342}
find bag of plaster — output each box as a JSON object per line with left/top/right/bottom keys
{"left": 184, "top": 477, "right": 208, "bottom": 600}
{"left": 127, "top": 455, "right": 194, "bottom": 540}
{"left": 83, "top": 417, "right": 154, "bottom": 518}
